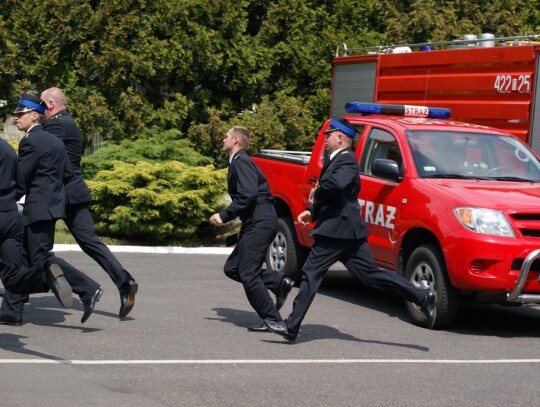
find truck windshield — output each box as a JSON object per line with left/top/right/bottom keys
{"left": 407, "top": 130, "right": 540, "bottom": 182}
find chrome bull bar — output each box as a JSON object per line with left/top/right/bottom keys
{"left": 507, "top": 248, "right": 540, "bottom": 303}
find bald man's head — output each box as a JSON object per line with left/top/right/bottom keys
{"left": 40, "top": 87, "right": 67, "bottom": 119}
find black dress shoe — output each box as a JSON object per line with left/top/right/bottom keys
{"left": 247, "top": 323, "right": 269, "bottom": 332}
{"left": 420, "top": 290, "right": 437, "bottom": 330}
{"left": 46, "top": 263, "right": 73, "bottom": 309}
{"left": 119, "top": 279, "right": 138, "bottom": 319}
{"left": 275, "top": 277, "right": 294, "bottom": 310}
{"left": 81, "top": 288, "right": 104, "bottom": 324}
{"left": 284, "top": 330, "right": 298, "bottom": 341}
{"left": 263, "top": 319, "right": 298, "bottom": 342}
{"left": 0, "top": 314, "right": 22, "bottom": 326}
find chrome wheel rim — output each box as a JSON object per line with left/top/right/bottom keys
{"left": 268, "top": 231, "right": 287, "bottom": 271}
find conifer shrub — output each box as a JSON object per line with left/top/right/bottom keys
{"left": 82, "top": 127, "right": 226, "bottom": 244}
{"left": 87, "top": 160, "right": 227, "bottom": 244}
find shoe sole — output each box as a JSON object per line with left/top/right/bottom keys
{"left": 0, "top": 319, "right": 22, "bottom": 326}
{"left": 247, "top": 326, "right": 270, "bottom": 332}
{"left": 119, "top": 282, "right": 138, "bottom": 319}
{"left": 48, "top": 264, "right": 73, "bottom": 309}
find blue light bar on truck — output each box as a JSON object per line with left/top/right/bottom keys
{"left": 345, "top": 102, "right": 452, "bottom": 119}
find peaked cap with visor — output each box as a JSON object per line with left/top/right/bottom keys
{"left": 13, "top": 93, "right": 47, "bottom": 115}
{"left": 323, "top": 116, "right": 357, "bottom": 138}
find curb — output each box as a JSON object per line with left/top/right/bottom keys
{"left": 53, "top": 244, "right": 233, "bottom": 255}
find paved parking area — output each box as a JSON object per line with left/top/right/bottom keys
{"left": 1, "top": 250, "right": 540, "bottom": 406}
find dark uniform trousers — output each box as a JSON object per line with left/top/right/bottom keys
{"left": 224, "top": 200, "right": 282, "bottom": 322}
{"left": 1, "top": 219, "right": 100, "bottom": 318}
{"left": 287, "top": 236, "right": 427, "bottom": 334}
{"left": 224, "top": 202, "right": 285, "bottom": 297}
{"left": 0, "top": 210, "right": 48, "bottom": 295}
{"left": 64, "top": 202, "right": 132, "bottom": 289}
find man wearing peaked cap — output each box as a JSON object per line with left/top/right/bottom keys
{"left": 0, "top": 93, "right": 104, "bottom": 325}
{"left": 264, "top": 115, "right": 437, "bottom": 341}
{"left": 0, "top": 135, "right": 74, "bottom": 321}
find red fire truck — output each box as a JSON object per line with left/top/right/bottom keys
{"left": 331, "top": 34, "right": 540, "bottom": 152}
{"left": 253, "top": 102, "right": 540, "bottom": 328}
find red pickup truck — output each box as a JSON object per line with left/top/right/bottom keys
{"left": 252, "top": 102, "right": 540, "bottom": 328}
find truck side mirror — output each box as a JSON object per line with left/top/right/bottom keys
{"left": 371, "top": 158, "right": 401, "bottom": 182}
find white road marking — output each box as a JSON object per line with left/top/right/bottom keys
{"left": 1, "top": 359, "right": 540, "bottom": 365}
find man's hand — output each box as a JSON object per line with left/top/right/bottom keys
{"left": 297, "top": 210, "right": 312, "bottom": 226}
{"left": 209, "top": 213, "right": 223, "bottom": 226}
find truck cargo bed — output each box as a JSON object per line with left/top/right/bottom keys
{"left": 253, "top": 149, "right": 311, "bottom": 165}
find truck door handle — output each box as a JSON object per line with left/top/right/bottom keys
{"left": 308, "top": 178, "right": 318, "bottom": 183}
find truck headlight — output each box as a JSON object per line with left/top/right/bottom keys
{"left": 454, "top": 207, "right": 515, "bottom": 237}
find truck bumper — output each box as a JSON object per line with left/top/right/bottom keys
{"left": 507, "top": 249, "right": 540, "bottom": 303}
{"left": 444, "top": 231, "right": 540, "bottom": 297}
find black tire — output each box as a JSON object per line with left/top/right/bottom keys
{"left": 404, "top": 243, "right": 460, "bottom": 328}
{"left": 265, "top": 217, "right": 306, "bottom": 282}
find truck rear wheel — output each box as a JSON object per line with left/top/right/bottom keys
{"left": 265, "top": 217, "right": 306, "bottom": 282}
{"left": 404, "top": 244, "right": 460, "bottom": 328}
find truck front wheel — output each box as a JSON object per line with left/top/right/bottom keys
{"left": 404, "top": 244, "right": 460, "bottom": 329}
{"left": 265, "top": 217, "right": 306, "bottom": 282}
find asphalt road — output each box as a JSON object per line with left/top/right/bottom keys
{"left": 1, "top": 251, "right": 540, "bottom": 407}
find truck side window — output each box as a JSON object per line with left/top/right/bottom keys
{"left": 359, "top": 128, "right": 402, "bottom": 178}
{"left": 351, "top": 124, "right": 364, "bottom": 151}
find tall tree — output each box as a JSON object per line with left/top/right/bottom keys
{"left": 0, "top": 0, "right": 537, "bottom": 148}
{"left": 371, "top": 0, "right": 539, "bottom": 44}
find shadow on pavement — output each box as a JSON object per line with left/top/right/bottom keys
{"left": 0, "top": 333, "right": 64, "bottom": 360}
{"left": 209, "top": 307, "right": 429, "bottom": 351}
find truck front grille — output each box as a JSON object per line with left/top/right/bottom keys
{"left": 520, "top": 229, "right": 540, "bottom": 237}
{"left": 509, "top": 213, "right": 540, "bottom": 238}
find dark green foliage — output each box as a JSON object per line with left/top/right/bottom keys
{"left": 370, "top": 0, "right": 539, "bottom": 44}
{"left": 187, "top": 93, "right": 324, "bottom": 169}
{"left": 88, "top": 161, "right": 227, "bottom": 243}
{"left": 2, "top": 0, "right": 536, "bottom": 150}
{"left": 81, "top": 126, "right": 222, "bottom": 243}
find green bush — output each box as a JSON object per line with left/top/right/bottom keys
{"left": 83, "top": 126, "right": 226, "bottom": 244}
{"left": 82, "top": 127, "right": 213, "bottom": 179}
{"left": 88, "top": 160, "right": 227, "bottom": 244}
